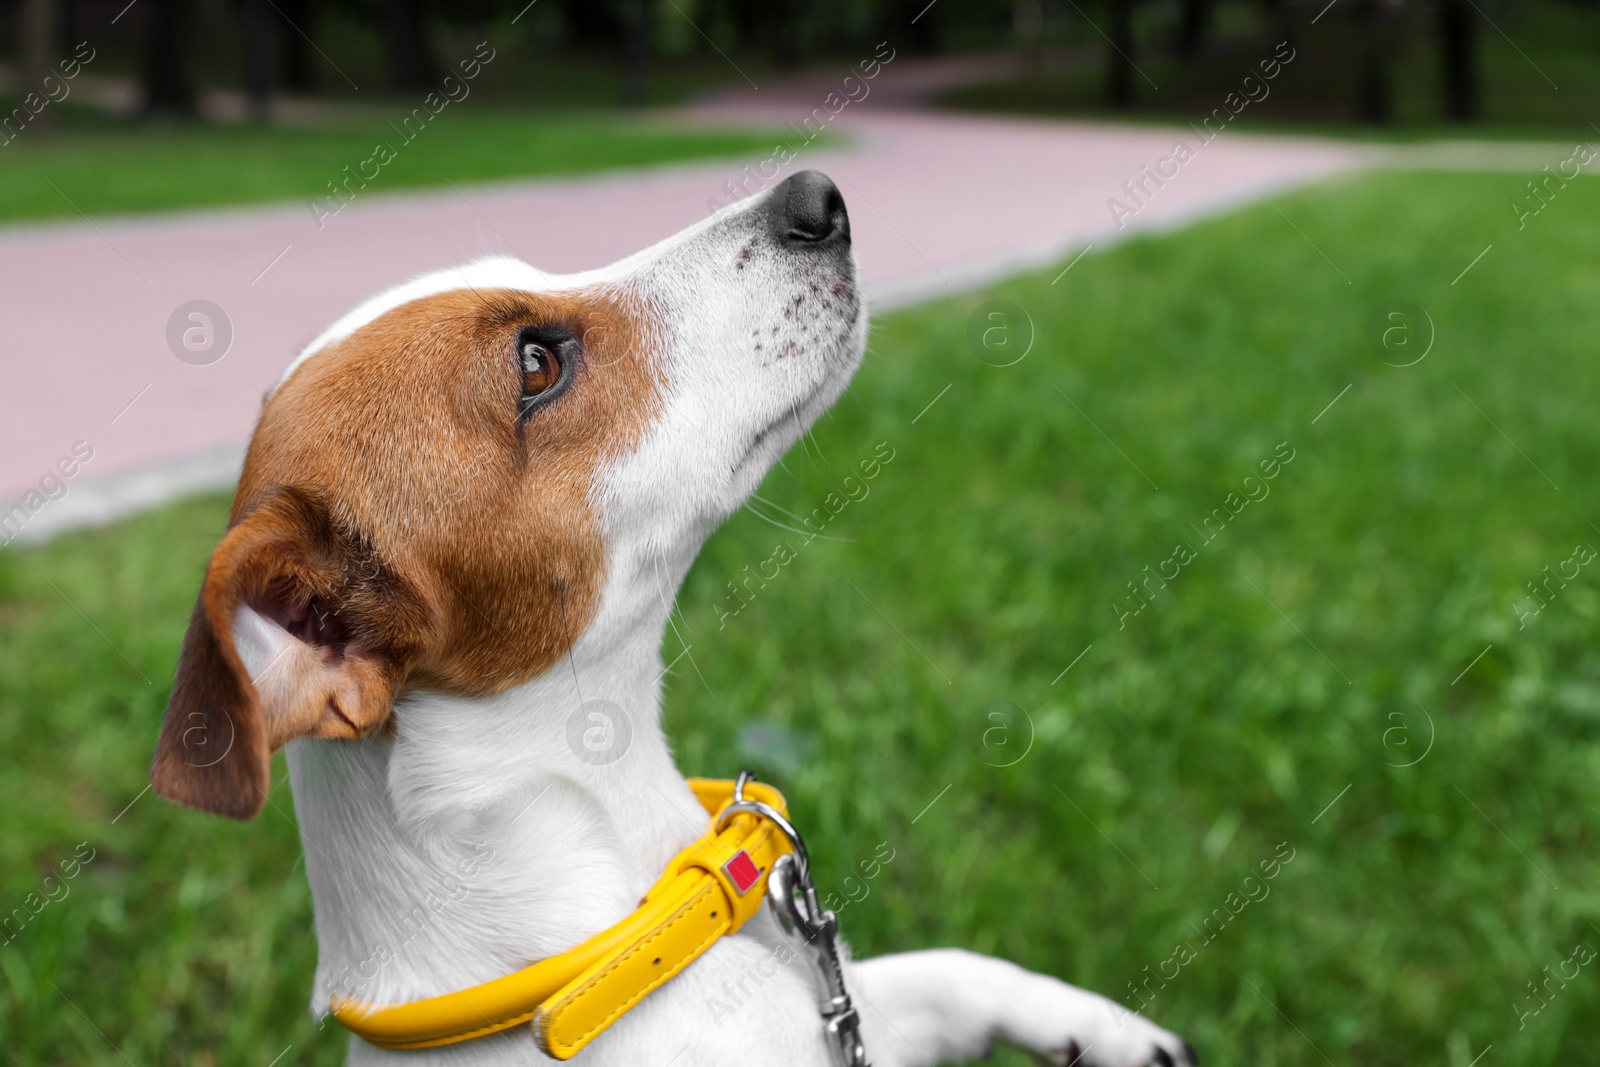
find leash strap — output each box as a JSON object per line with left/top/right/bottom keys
{"left": 731, "top": 773, "right": 870, "bottom": 1067}
{"left": 331, "top": 777, "right": 792, "bottom": 1057}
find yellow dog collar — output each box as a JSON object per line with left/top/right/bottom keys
{"left": 331, "top": 776, "right": 793, "bottom": 1057}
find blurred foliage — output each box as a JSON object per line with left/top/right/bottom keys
{"left": 944, "top": 1, "right": 1600, "bottom": 136}
{"left": 0, "top": 103, "right": 795, "bottom": 223}
{"left": 4, "top": 0, "right": 1592, "bottom": 128}
{"left": 3, "top": 168, "right": 1599, "bottom": 1062}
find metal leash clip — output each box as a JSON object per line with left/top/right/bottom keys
{"left": 715, "top": 772, "right": 870, "bottom": 1067}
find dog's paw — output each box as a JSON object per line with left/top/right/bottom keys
{"left": 1002, "top": 975, "right": 1196, "bottom": 1067}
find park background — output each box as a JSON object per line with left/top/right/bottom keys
{"left": 2, "top": 0, "right": 1599, "bottom": 1063}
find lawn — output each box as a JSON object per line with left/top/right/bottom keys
{"left": 0, "top": 107, "right": 792, "bottom": 225}
{"left": 3, "top": 167, "right": 1599, "bottom": 1064}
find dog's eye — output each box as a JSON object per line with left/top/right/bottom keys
{"left": 521, "top": 341, "right": 561, "bottom": 398}
{"left": 517, "top": 329, "right": 575, "bottom": 416}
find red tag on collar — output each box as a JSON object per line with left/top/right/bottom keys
{"left": 723, "top": 850, "right": 761, "bottom": 895}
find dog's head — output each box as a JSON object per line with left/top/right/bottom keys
{"left": 152, "top": 171, "right": 865, "bottom": 819}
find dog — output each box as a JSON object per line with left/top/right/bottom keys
{"left": 150, "top": 170, "right": 1195, "bottom": 1067}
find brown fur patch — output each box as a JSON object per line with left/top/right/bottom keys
{"left": 152, "top": 286, "right": 663, "bottom": 818}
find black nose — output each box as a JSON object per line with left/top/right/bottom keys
{"left": 770, "top": 170, "right": 850, "bottom": 247}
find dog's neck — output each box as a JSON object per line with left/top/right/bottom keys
{"left": 284, "top": 551, "right": 709, "bottom": 1025}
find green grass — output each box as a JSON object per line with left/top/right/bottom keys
{"left": 0, "top": 107, "right": 797, "bottom": 225}
{"left": 941, "top": 1, "right": 1600, "bottom": 141}
{"left": 5, "top": 167, "right": 1600, "bottom": 1063}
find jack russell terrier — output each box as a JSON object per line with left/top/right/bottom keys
{"left": 150, "top": 170, "right": 1195, "bottom": 1067}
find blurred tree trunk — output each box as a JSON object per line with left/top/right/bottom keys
{"left": 1354, "top": 0, "right": 1391, "bottom": 123}
{"left": 242, "top": 0, "right": 276, "bottom": 121}
{"left": 57, "top": 0, "right": 78, "bottom": 54}
{"left": 277, "top": 0, "right": 314, "bottom": 90}
{"left": 912, "top": 7, "right": 941, "bottom": 54}
{"left": 1106, "top": 0, "right": 1135, "bottom": 107}
{"left": 1438, "top": 0, "right": 1478, "bottom": 121}
{"left": 1013, "top": 0, "right": 1044, "bottom": 75}
{"left": 1175, "top": 0, "right": 1207, "bottom": 57}
{"left": 770, "top": 0, "right": 800, "bottom": 70}
{"left": 619, "top": 0, "right": 648, "bottom": 106}
{"left": 1262, "top": 0, "right": 1294, "bottom": 56}
{"left": 561, "top": 0, "right": 619, "bottom": 44}
{"left": 731, "top": 0, "right": 756, "bottom": 50}
{"left": 142, "top": 0, "right": 200, "bottom": 116}
{"left": 383, "top": 0, "right": 437, "bottom": 90}
{"left": 18, "top": 0, "right": 57, "bottom": 129}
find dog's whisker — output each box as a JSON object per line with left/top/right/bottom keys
{"left": 750, "top": 495, "right": 854, "bottom": 541}
{"left": 680, "top": 644, "right": 713, "bottom": 694}
{"left": 748, "top": 491, "right": 849, "bottom": 541}
{"left": 554, "top": 585, "right": 587, "bottom": 708}
{"left": 743, "top": 497, "right": 852, "bottom": 543}
{"left": 792, "top": 402, "right": 824, "bottom": 472}
{"left": 748, "top": 490, "right": 811, "bottom": 526}
{"left": 652, "top": 645, "right": 693, "bottom": 685}
{"left": 653, "top": 546, "right": 695, "bottom": 645}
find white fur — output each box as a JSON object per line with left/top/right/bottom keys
{"left": 265, "top": 181, "right": 1191, "bottom": 1066}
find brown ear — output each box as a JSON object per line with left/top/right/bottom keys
{"left": 151, "top": 490, "right": 425, "bottom": 820}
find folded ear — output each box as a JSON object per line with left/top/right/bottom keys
{"left": 151, "top": 490, "right": 426, "bottom": 820}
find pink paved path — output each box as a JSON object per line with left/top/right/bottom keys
{"left": 0, "top": 101, "right": 1372, "bottom": 534}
